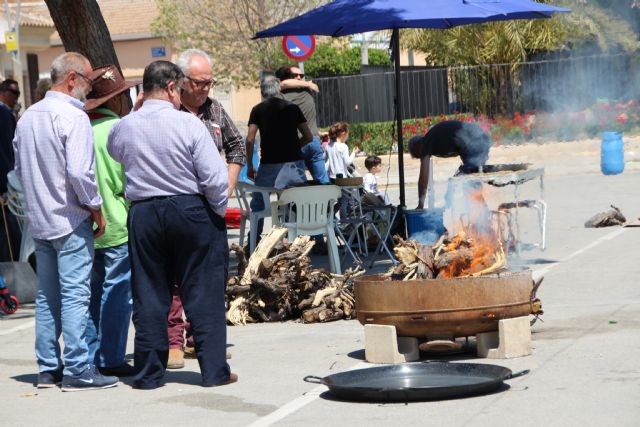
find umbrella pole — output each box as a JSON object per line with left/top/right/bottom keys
{"left": 393, "top": 28, "right": 406, "bottom": 207}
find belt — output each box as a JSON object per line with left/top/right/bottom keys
{"left": 130, "top": 194, "right": 199, "bottom": 206}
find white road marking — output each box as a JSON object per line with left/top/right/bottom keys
{"left": 532, "top": 227, "right": 627, "bottom": 279}
{"left": 247, "top": 362, "right": 368, "bottom": 427}
{"left": 0, "top": 320, "right": 35, "bottom": 336}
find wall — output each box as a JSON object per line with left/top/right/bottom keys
{"left": 37, "top": 37, "right": 172, "bottom": 79}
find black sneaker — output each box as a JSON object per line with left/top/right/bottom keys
{"left": 37, "top": 370, "right": 63, "bottom": 388}
{"left": 61, "top": 365, "right": 118, "bottom": 392}
{"left": 99, "top": 363, "right": 137, "bottom": 377}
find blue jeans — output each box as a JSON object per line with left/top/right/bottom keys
{"left": 86, "top": 243, "right": 132, "bottom": 368}
{"left": 34, "top": 219, "right": 94, "bottom": 376}
{"left": 301, "top": 136, "right": 330, "bottom": 184}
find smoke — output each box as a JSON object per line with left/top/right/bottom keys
{"left": 456, "top": 123, "right": 491, "bottom": 171}
{"left": 520, "top": 52, "right": 639, "bottom": 114}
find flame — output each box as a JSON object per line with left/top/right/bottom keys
{"left": 436, "top": 187, "right": 506, "bottom": 278}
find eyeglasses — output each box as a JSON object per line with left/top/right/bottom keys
{"left": 187, "top": 76, "right": 215, "bottom": 89}
{"left": 293, "top": 73, "right": 305, "bottom": 79}
{"left": 7, "top": 88, "right": 20, "bottom": 97}
{"left": 75, "top": 71, "right": 94, "bottom": 87}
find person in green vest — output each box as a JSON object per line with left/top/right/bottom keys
{"left": 84, "top": 65, "right": 138, "bottom": 377}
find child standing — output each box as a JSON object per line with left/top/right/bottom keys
{"left": 325, "top": 122, "right": 359, "bottom": 179}
{"left": 363, "top": 155, "right": 390, "bottom": 205}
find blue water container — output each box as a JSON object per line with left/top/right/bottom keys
{"left": 601, "top": 132, "right": 624, "bottom": 175}
{"left": 404, "top": 208, "right": 446, "bottom": 245}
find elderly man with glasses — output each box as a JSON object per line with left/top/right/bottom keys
{"left": 165, "top": 49, "right": 246, "bottom": 369}
{"left": 108, "top": 60, "right": 235, "bottom": 390}
{"left": 13, "top": 52, "right": 115, "bottom": 391}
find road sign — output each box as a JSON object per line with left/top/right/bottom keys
{"left": 282, "top": 35, "right": 316, "bottom": 61}
{"left": 5, "top": 32, "right": 17, "bottom": 52}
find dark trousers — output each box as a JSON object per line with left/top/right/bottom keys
{"left": 128, "top": 195, "right": 230, "bottom": 389}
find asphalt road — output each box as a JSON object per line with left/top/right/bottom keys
{"left": 2, "top": 142, "right": 640, "bottom": 426}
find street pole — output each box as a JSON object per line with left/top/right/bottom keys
{"left": 361, "top": 33, "right": 368, "bottom": 66}
{"left": 298, "top": 61, "right": 304, "bottom": 75}
{"left": 393, "top": 28, "right": 405, "bottom": 207}
{"left": 3, "top": 0, "right": 23, "bottom": 109}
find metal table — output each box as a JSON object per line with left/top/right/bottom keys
{"left": 446, "top": 167, "right": 546, "bottom": 255}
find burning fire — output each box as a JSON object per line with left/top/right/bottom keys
{"left": 435, "top": 187, "right": 506, "bottom": 278}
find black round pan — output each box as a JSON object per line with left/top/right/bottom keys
{"left": 304, "top": 363, "right": 529, "bottom": 402}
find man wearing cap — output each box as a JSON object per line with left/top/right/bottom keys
{"left": 108, "top": 60, "right": 235, "bottom": 389}
{"left": 409, "top": 120, "right": 491, "bottom": 210}
{"left": 13, "top": 52, "right": 118, "bottom": 391}
{"left": 167, "top": 49, "right": 246, "bottom": 368}
{"left": 84, "top": 65, "right": 137, "bottom": 377}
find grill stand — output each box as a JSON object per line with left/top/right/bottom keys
{"left": 364, "top": 317, "right": 532, "bottom": 363}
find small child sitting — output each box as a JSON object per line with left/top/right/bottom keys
{"left": 362, "top": 155, "right": 390, "bottom": 206}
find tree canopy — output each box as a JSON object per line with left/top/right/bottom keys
{"left": 152, "top": 0, "right": 328, "bottom": 86}
{"left": 401, "top": 0, "right": 640, "bottom": 67}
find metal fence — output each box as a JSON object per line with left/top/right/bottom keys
{"left": 312, "top": 53, "right": 639, "bottom": 127}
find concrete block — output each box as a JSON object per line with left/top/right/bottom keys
{"left": 476, "top": 316, "right": 532, "bottom": 359}
{"left": 364, "top": 324, "right": 419, "bottom": 364}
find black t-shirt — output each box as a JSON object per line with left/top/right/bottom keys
{"left": 248, "top": 97, "right": 306, "bottom": 164}
{"left": 420, "top": 120, "right": 490, "bottom": 168}
{"left": 0, "top": 104, "right": 16, "bottom": 194}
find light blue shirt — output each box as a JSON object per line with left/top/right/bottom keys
{"left": 13, "top": 91, "right": 102, "bottom": 240}
{"left": 107, "top": 100, "right": 228, "bottom": 216}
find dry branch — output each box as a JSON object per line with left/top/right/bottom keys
{"left": 227, "top": 229, "right": 360, "bottom": 325}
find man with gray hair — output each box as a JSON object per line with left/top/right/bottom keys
{"left": 245, "top": 75, "right": 312, "bottom": 238}
{"left": 13, "top": 52, "right": 116, "bottom": 391}
{"left": 108, "top": 60, "right": 234, "bottom": 389}
{"left": 167, "top": 48, "right": 246, "bottom": 368}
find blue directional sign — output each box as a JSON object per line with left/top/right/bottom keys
{"left": 282, "top": 35, "right": 316, "bottom": 61}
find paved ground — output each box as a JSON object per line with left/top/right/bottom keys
{"left": 2, "top": 136, "right": 640, "bottom": 426}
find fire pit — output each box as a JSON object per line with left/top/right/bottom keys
{"left": 354, "top": 268, "right": 537, "bottom": 338}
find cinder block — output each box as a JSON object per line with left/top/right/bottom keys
{"left": 476, "top": 316, "right": 532, "bottom": 359}
{"left": 364, "top": 324, "right": 419, "bottom": 364}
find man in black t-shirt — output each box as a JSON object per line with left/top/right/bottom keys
{"left": 409, "top": 120, "right": 491, "bottom": 209}
{"left": 245, "top": 76, "right": 313, "bottom": 234}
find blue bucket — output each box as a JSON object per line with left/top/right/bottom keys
{"left": 404, "top": 208, "right": 446, "bottom": 245}
{"left": 601, "top": 131, "right": 624, "bottom": 175}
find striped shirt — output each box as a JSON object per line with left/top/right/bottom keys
{"left": 13, "top": 91, "right": 102, "bottom": 240}
{"left": 107, "top": 100, "right": 228, "bottom": 216}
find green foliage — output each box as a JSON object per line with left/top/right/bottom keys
{"left": 303, "top": 43, "right": 391, "bottom": 78}
{"left": 152, "top": 0, "right": 326, "bottom": 87}
{"left": 402, "top": 0, "right": 640, "bottom": 67}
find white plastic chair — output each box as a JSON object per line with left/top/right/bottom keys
{"left": 270, "top": 185, "right": 342, "bottom": 274}
{"left": 234, "top": 181, "right": 278, "bottom": 255}
{"left": 5, "top": 171, "right": 35, "bottom": 262}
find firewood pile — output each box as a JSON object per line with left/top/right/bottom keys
{"left": 384, "top": 231, "right": 506, "bottom": 281}
{"left": 226, "top": 227, "right": 363, "bottom": 325}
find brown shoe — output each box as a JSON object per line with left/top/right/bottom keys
{"left": 204, "top": 373, "right": 238, "bottom": 387}
{"left": 185, "top": 344, "right": 232, "bottom": 360}
{"left": 184, "top": 344, "right": 196, "bottom": 359}
{"left": 167, "top": 348, "right": 184, "bottom": 369}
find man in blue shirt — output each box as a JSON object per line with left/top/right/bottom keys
{"left": 108, "top": 60, "right": 236, "bottom": 389}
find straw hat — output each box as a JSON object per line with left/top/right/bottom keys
{"left": 84, "top": 64, "right": 138, "bottom": 111}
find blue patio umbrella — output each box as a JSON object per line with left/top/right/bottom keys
{"left": 254, "top": 0, "right": 569, "bottom": 206}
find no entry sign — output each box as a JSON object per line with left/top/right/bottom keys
{"left": 282, "top": 35, "right": 316, "bottom": 61}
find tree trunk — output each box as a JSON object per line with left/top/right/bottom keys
{"left": 44, "top": 0, "right": 122, "bottom": 72}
